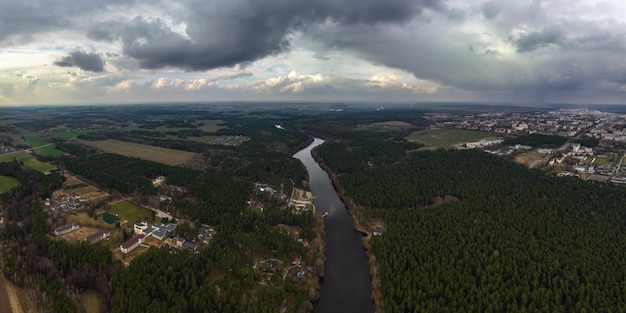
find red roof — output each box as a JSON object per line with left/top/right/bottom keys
{"left": 121, "top": 234, "right": 145, "bottom": 249}
{"left": 86, "top": 229, "right": 111, "bottom": 243}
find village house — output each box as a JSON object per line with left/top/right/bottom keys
{"left": 85, "top": 229, "right": 111, "bottom": 244}
{"left": 121, "top": 234, "right": 145, "bottom": 254}
{"left": 54, "top": 222, "right": 80, "bottom": 236}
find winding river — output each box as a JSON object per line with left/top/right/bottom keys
{"left": 293, "top": 138, "right": 374, "bottom": 313}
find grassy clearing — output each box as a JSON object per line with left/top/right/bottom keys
{"left": 21, "top": 156, "right": 56, "bottom": 171}
{"left": 594, "top": 156, "right": 611, "bottom": 165}
{"left": 80, "top": 290, "right": 101, "bottom": 313}
{"left": 406, "top": 128, "right": 495, "bottom": 149}
{"left": 197, "top": 120, "right": 226, "bottom": 133}
{"left": 109, "top": 200, "right": 150, "bottom": 224}
{"left": 33, "top": 145, "right": 64, "bottom": 157}
{"left": 77, "top": 139, "right": 198, "bottom": 166}
{"left": 514, "top": 150, "right": 544, "bottom": 166}
{"left": 0, "top": 151, "right": 56, "bottom": 172}
{"left": 356, "top": 121, "right": 415, "bottom": 132}
{"left": 17, "top": 128, "right": 47, "bottom": 147}
{"left": 0, "top": 175, "right": 20, "bottom": 194}
{"left": 50, "top": 129, "right": 101, "bottom": 140}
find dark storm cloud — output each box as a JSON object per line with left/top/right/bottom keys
{"left": 0, "top": 0, "right": 134, "bottom": 43}
{"left": 86, "top": 0, "right": 441, "bottom": 71}
{"left": 54, "top": 51, "right": 105, "bottom": 72}
{"left": 515, "top": 28, "right": 563, "bottom": 52}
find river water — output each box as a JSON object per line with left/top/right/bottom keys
{"left": 293, "top": 138, "right": 374, "bottom": 313}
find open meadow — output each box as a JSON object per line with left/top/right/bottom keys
{"left": 405, "top": 128, "right": 495, "bottom": 149}
{"left": 109, "top": 200, "right": 150, "bottom": 224}
{"left": 76, "top": 139, "right": 198, "bottom": 166}
{"left": 0, "top": 151, "right": 56, "bottom": 172}
{"left": 514, "top": 150, "right": 544, "bottom": 167}
{"left": 356, "top": 120, "right": 415, "bottom": 132}
{"left": 0, "top": 175, "right": 20, "bottom": 194}
{"left": 17, "top": 128, "right": 47, "bottom": 147}
{"left": 50, "top": 129, "right": 102, "bottom": 140}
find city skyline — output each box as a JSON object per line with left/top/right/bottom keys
{"left": 2, "top": 0, "right": 626, "bottom": 105}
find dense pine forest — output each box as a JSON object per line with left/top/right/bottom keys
{"left": 311, "top": 113, "right": 626, "bottom": 312}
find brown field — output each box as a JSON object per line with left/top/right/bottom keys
{"left": 80, "top": 290, "right": 101, "bottom": 313}
{"left": 76, "top": 139, "right": 198, "bottom": 166}
{"left": 514, "top": 150, "right": 544, "bottom": 166}
{"left": 56, "top": 174, "right": 111, "bottom": 202}
{"left": 66, "top": 212, "right": 114, "bottom": 230}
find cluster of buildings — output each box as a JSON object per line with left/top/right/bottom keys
{"left": 208, "top": 135, "right": 250, "bottom": 146}
{"left": 427, "top": 108, "right": 626, "bottom": 144}
{"left": 133, "top": 220, "right": 178, "bottom": 241}
{"left": 0, "top": 143, "right": 22, "bottom": 154}
{"left": 426, "top": 109, "right": 597, "bottom": 138}
{"left": 53, "top": 222, "right": 111, "bottom": 244}
{"left": 549, "top": 143, "right": 594, "bottom": 166}
{"left": 45, "top": 192, "right": 88, "bottom": 213}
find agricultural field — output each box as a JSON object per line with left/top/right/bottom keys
{"left": 33, "top": 145, "right": 64, "bottom": 157}
{"left": 109, "top": 200, "right": 150, "bottom": 225}
{"left": 0, "top": 175, "right": 20, "bottom": 194}
{"left": 0, "top": 151, "right": 56, "bottom": 172}
{"left": 76, "top": 139, "right": 198, "bottom": 166}
{"left": 50, "top": 129, "right": 101, "bottom": 140}
{"left": 17, "top": 128, "right": 47, "bottom": 147}
{"left": 514, "top": 150, "right": 545, "bottom": 167}
{"left": 405, "top": 128, "right": 495, "bottom": 149}
{"left": 356, "top": 120, "right": 415, "bottom": 132}
{"left": 197, "top": 120, "right": 227, "bottom": 133}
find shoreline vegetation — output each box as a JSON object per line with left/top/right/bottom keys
{"left": 311, "top": 147, "right": 384, "bottom": 313}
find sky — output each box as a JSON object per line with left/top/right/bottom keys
{"left": 1, "top": 0, "right": 626, "bottom": 106}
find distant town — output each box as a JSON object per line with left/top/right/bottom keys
{"left": 422, "top": 108, "right": 626, "bottom": 183}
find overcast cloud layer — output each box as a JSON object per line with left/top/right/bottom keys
{"left": 1, "top": 0, "right": 626, "bottom": 105}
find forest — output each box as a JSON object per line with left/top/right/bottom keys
{"left": 313, "top": 122, "right": 626, "bottom": 312}
{"left": 0, "top": 111, "right": 323, "bottom": 313}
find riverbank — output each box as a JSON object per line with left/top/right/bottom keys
{"left": 310, "top": 147, "right": 384, "bottom": 313}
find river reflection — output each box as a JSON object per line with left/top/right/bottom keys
{"left": 293, "top": 138, "right": 374, "bottom": 313}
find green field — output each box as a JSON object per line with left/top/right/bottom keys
{"left": 32, "top": 145, "right": 64, "bottom": 157}
{"left": 50, "top": 129, "right": 101, "bottom": 140}
{"left": 109, "top": 201, "right": 150, "bottom": 224}
{"left": 594, "top": 156, "right": 611, "bottom": 165}
{"left": 0, "top": 175, "right": 20, "bottom": 194}
{"left": 406, "top": 128, "right": 495, "bottom": 149}
{"left": 197, "top": 120, "right": 226, "bottom": 133}
{"left": 356, "top": 121, "right": 415, "bottom": 132}
{"left": 17, "top": 128, "right": 47, "bottom": 147}
{"left": 0, "top": 151, "right": 56, "bottom": 172}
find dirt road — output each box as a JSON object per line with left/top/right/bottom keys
{"left": 0, "top": 270, "right": 22, "bottom": 313}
